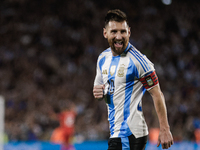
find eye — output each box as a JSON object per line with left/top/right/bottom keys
{"left": 111, "top": 30, "right": 117, "bottom": 33}
{"left": 121, "top": 30, "right": 126, "bottom": 34}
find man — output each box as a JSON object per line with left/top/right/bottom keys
{"left": 93, "top": 9, "right": 173, "bottom": 150}
{"left": 50, "top": 103, "right": 76, "bottom": 150}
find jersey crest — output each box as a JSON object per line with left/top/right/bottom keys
{"left": 146, "top": 77, "right": 154, "bottom": 86}
{"left": 117, "top": 64, "right": 125, "bottom": 77}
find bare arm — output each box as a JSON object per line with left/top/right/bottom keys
{"left": 148, "top": 84, "right": 173, "bottom": 149}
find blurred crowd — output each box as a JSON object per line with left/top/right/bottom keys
{"left": 0, "top": 0, "right": 200, "bottom": 142}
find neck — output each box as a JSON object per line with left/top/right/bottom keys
{"left": 111, "top": 50, "right": 121, "bottom": 56}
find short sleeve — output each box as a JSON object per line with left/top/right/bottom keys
{"left": 128, "top": 47, "right": 158, "bottom": 90}
{"left": 137, "top": 55, "right": 159, "bottom": 90}
{"left": 137, "top": 55, "right": 155, "bottom": 78}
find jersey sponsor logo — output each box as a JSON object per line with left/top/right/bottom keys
{"left": 110, "top": 65, "right": 116, "bottom": 76}
{"left": 102, "top": 69, "right": 108, "bottom": 75}
{"left": 117, "top": 64, "right": 125, "bottom": 77}
{"left": 145, "top": 77, "right": 154, "bottom": 86}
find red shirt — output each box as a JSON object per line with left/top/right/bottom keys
{"left": 58, "top": 110, "right": 76, "bottom": 134}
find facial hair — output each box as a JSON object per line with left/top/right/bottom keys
{"left": 108, "top": 38, "right": 128, "bottom": 56}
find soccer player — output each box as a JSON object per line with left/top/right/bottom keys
{"left": 50, "top": 103, "right": 76, "bottom": 150}
{"left": 93, "top": 9, "right": 173, "bottom": 150}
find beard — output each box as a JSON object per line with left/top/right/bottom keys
{"left": 108, "top": 38, "right": 128, "bottom": 56}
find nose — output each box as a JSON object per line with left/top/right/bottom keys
{"left": 115, "top": 32, "right": 122, "bottom": 39}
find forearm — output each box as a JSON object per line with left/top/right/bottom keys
{"left": 148, "top": 84, "right": 173, "bottom": 149}
{"left": 153, "top": 92, "right": 169, "bottom": 129}
{"left": 149, "top": 85, "right": 170, "bottom": 129}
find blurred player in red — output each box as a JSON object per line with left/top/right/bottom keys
{"left": 50, "top": 102, "right": 77, "bottom": 150}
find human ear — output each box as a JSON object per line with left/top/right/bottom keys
{"left": 103, "top": 28, "right": 107, "bottom": 38}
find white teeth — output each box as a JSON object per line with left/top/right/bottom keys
{"left": 115, "top": 41, "right": 122, "bottom": 44}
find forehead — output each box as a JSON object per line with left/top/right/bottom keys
{"left": 106, "top": 21, "right": 129, "bottom": 30}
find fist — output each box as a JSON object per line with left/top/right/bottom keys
{"left": 93, "top": 85, "right": 105, "bottom": 100}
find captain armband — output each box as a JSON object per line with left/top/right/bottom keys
{"left": 139, "top": 71, "right": 159, "bottom": 90}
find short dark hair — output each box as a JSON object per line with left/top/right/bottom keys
{"left": 105, "top": 9, "right": 129, "bottom": 27}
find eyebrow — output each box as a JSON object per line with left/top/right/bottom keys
{"left": 110, "top": 29, "right": 127, "bottom": 32}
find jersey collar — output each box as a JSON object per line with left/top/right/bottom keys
{"left": 123, "top": 42, "right": 131, "bottom": 54}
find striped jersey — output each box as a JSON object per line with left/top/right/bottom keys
{"left": 94, "top": 43, "right": 157, "bottom": 138}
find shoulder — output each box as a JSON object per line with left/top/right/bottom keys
{"left": 127, "top": 46, "right": 154, "bottom": 72}
{"left": 127, "top": 46, "right": 144, "bottom": 60}
{"left": 97, "top": 48, "right": 111, "bottom": 62}
{"left": 128, "top": 46, "right": 152, "bottom": 63}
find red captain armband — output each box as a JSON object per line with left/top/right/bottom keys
{"left": 139, "top": 71, "right": 159, "bottom": 90}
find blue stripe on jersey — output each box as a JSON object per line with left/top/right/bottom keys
{"left": 133, "top": 48, "right": 151, "bottom": 71}
{"left": 118, "top": 59, "right": 138, "bottom": 137}
{"left": 132, "top": 46, "right": 151, "bottom": 70}
{"left": 108, "top": 97, "right": 115, "bottom": 136}
{"left": 129, "top": 47, "right": 150, "bottom": 72}
{"left": 107, "top": 55, "right": 120, "bottom": 136}
{"left": 99, "top": 56, "right": 106, "bottom": 72}
{"left": 137, "top": 87, "right": 146, "bottom": 111}
{"left": 142, "top": 86, "right": 146, "bottom": 95}
{"left": 121, "top": 137, "right": 130, "bottom": 150}
{"left": 129, "top": 50, "right": 147, "bottom": 72}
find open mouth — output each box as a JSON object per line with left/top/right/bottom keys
{"left": 114, "top": 41, "right": 123, "bottom": 47}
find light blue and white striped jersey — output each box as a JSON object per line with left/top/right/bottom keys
{"left": 94, "top": 43, "right": 156, "bottom": 138}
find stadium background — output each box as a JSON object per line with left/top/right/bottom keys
{"left": 0, "top": 0, "right": 200, "bottom": 149}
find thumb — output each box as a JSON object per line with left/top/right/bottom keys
{"left": 102, "top": 84, "right": 105, "bottom": 89}
{"left": 157, "top": 140, "right": 160, "bottom": 147}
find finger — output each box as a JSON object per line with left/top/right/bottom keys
{"left": 93, "top": 90, "right": 103, "bottom": 96}
{"left": 93, "top": 90, "right": 103, "bottom": 94}
{"left": 162, "top": 143, "right": 167, "bottom": 149}
{"left": 94, "top": 92, "right": 102, "bottom": 96}
{"left": 171, "top": 140, "right": 174, "bottom": 145}
{"left": 97, "top": 84, "right": 105, "bottom": 89}
{"left": 93, "top": 88, "right": 104, "bottom": 93}
{"left": 167, "top": 142, "right": 171, "bottom": 148}
{"left": 95, "top": 95, "right": 104, "bottom": 99}
{"left": 162, "top": 142, "right": 170, "bottom": 149}
{"left": 169, "top": 140, "right": 173, "bottom": 147}
{"left": 94, "top": 92, "right": 103, "bottom": 98}
{"left": 165, "top": 140, "right": 173, "bottom": 148}
{"left": 93, "top": 87, "right": 102, "bottom": 92}
{"left": 95, "top": 93, "right": 103, "bottom": 98}
{"left": 168, "top": 143, "right": 171, "bottom": 148}
{"left": 157, "top": 140, "right": 160, "bottom": 147}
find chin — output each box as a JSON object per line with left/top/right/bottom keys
{"left": 113, "top": 49, "right": 124, "bottom": 55}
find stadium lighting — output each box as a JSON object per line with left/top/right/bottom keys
{"left": 162, "top": 0, "right": 172, "bottom": 5}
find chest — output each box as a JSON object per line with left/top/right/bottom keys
{"left": 101, "top": 56, "right": 137, "bottom": 85}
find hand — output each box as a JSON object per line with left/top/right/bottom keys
{"left": 93, "top": 84, "right": 105, "bottom": 100}
{"left": 157, "top": 128, "right": 173, "bottom": 149}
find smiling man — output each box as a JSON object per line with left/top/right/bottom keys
{"left": 103, "top": 17, "right": 130, "bottom": 56}
{"left": 93, "top": 9, "right": 173, "bottom": 150}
